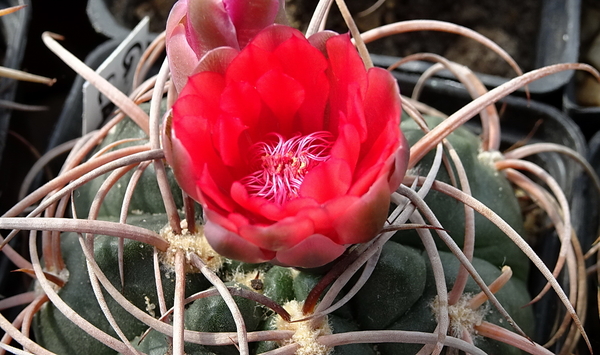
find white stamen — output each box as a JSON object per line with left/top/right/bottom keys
{"left": 242, "top": 132, "right": 333, "bottom": 205}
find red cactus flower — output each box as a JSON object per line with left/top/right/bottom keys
{"left": 163, "top": 25, "right": 409, "bottom": 268}
{"left": 166, "top": 0, "right": 287, "bottom": 93}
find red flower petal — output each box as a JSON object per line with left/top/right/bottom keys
{"left": 220, "top": 81, "right": 261, "bottom": 128}
{"left": 230, "top": 181, "right": 284, "bottom": 222}
{"left": 325, "top": 34, "right": 367, "bottom": 92}
{"left": 192, "top": 46, "right": 239, "bottom": 76}
{"left": 198, "top": 165, "right": 237, "bottom": 213}
{"left": 299, "top": 158, "right": 352, "bottom": 203}
{"left": 361, "top": 67, "right": 402, "bottom": 154}
{"left": 296, "top": 205, "right": 334, "bottom": 236}
{"left": 239, "top": 216, "right": 315, "bottom": 251}
{"left": 166, "top": 24, "right": 200, "bottom": 92}
{"left": 248, "top": 24, "right": 298, "bottom": 52}
{"left": 256, "top": 70, "right": 305, "bottom": 136}
{"left": 204, "top": 220, "right": 275, "bottom": 263}
{"left": 274, "top": 34, "right": 330, "bottom": 134}
{"left": 307, "top": 31, "right": 337, "bottom": 55}
{"left": 339, "top": 84, "right": 367, "bottom": 141}
{"left": 321, "top": 195, "right": 358, "bottom": 242}
{"left": 171, "top": 108, "right": 236, "bottom": 214}
{"left": 178, "top": 71, "right": 226, "bottom": 110}
{"left": 273, "top": 233, "right": 346, "bottom": 268}
{"left": 205, "top": 208, "right": 242, "bottom": 232}
{"left": 164, "top": 132, "right": 203, "bottom": 204}
{"left": 348, "top": 162, "right": 384, "bottom": 197}
{"left": 326, "top": 83, "right": 367, "bottom": 140}
{"left": 354, "top": 118, "right": 398, "bottom": 183}
{"left": 281, "top": 197, "right": 320, "bottom": 217}
{"left": 275, "top": 34, "right": 329, "bottom": 85}
{"left": 211, "top": 114, "right": 247, "bottom": 167}
{"left": 298, "top": 72, "right": 329, "bottom": 134}
{"left": 187, "top": 0, "right": 239, "bottom": 56}
{"left": 325, "top": 34, "right": 368, "bottom": 125}
{"left": 334, "top": 176, "right": 391, "bottom": 244}
{"left": 389, "top": 133, "right": 410, "bottom": 191}
{"left": 223, "top": 0, "right": 281, "bottom": 47}
{"left": 226, "top": 43, "right": 281, "bottom": 85}
{"left": 330, "top": 123, "right": 361, "bottom": 173}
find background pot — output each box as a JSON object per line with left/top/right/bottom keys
{"left": 391, "top": 68, "right": 591, "bottom": 349}
{"left": 563, "top": 79, "right": 600, "bottom": 141}
{"left": 45, "top": 38, "right": 121, "bottom": 152}
{"left": 87, "top": 0, "right": 174, "bottom": 39}
{"left": 571, "top": 130, "right": 600, "bottom": 353}
{"left": 304, "top": 0, "right": 581, "bottom": 101}
{"left": 561, "top": 0, "right": 600, "bottom": 141}
{"left": 0, "top": 0, "right": 31, "bottom": 165}
{"left": 0, "top": 0, "right": 31, "bottom": 322}
{"left": 0, "top": 0, "right": 106, "bottom": 323}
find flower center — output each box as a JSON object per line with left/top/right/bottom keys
{"left": 243, "top": 132, "right": 333, "bottom": 205}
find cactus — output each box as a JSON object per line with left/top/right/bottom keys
{"left": 0, "top": 1, "right": 595, "bottom": 354}
{"left": 32, "top": 115, "right": 536, "bottom": 355}
{"left": 396, "top": 115, "right": 529, "bottom": 280}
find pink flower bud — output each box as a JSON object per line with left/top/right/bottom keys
{"left": 166, "top": 0, "right": 287, "bottom": 93}
{"left": 163, "top": 25, "right": 409, "bottom": 268}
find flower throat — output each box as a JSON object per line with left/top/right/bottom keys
{"left": 243, "top": 132, "right": 333, "bottom": 205}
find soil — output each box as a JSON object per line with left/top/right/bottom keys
{"left": 575, "top": 0, "right": 600, "bottom": 106}
{"left": 107, "top": 0, "right": 541, "bottom": 77}
{"left": 109, "top": 0, "right": 178, "bottom": 33}
{"left": 286, "top": 0, "right": 541, "bottom": 77}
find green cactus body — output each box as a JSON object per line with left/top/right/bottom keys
{"left": 262, "top": 266, "right": 295, "bottom": 305}
{"left": 351, "top": 241, "right": 427, "bottom": 330}
{"left": 131, "top": 329, "right": 177, "bottom": 355}
{"left": 33, "top": 215, "right": 211, "bottom": 355}
{"left": 34, "top": 116, "right": 534, "bottom": 354}
{"left": 184, "top": 283, "right": 264, "bottom": 355}
{"left": 378, "top": 247, "right": 534, "bottom": 355}
{"left": 34, "top": 229, "right": 533, "bottom": 355}
{"left": 396, "top": 115, "right": 530, "bottom": 281}
{"left": 255, "top": 241, "right": 533, "bottom": 354}
{"left": 74, "top": 116, "right": 183, "bottom": 219}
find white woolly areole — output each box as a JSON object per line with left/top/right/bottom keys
{"left": 431, "top": 294, "right": 489, "bottom": 338}
{"left": 478, "top": 150, "right": 504, "bottom": 170}
{"left": 274, "top": 300, "right": 333, "bottom": 355}
{"left": 35, "top": 268, "right": 70, "bottom": 297}
{"left": 230, "top": 269, "right": 265, "bottom": 293}
{"left": 159, "top": 220, "right": 224, "bottom": 272}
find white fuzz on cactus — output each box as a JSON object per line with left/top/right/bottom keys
{"left": 431, "top": 294, "right": 489, "bottom": 339}
{"left": 477, "top": 150, "right": 505, "bottom": 169}
{"left": 160, "top": 220, "right": 225, "bottom": 272}
{"left": 273, "top": 300, "right": 333, "bottom": 355}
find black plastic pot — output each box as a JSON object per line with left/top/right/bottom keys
{"left": 582, "top": 131, "right": 600, "bottom": 250}
{"left": 46, "top": 38, "right": 121, "bottom": 151}
{"left": 50, "top": 0, "right": 164, "bottom": 150}
{"left": 0, "top": 0, "right": 31, "bottom": 321}
{"left": 571, "top": 129, "right": 600, "bottom": 353}
{"left": 87, "top": 0, "right": 131, "bottom": 40}
{"left": 0, "top": 0, "right": 31, "bottom": 165}
{"left": 391, "top": 69, "right": 590, "bottom": 349}
{"left": 563, "top": 78, "right": 600, "bottom": 141}
{"left": 393, "top": 70, "right": 586, "bottom": 182}
{"left": 560, "top": 0, "right": 600, "bottom": 141}
{"left": 87, "top": 0, "right": 173, "bottom": 39}
{"left": 371, "top": 0, "right": 580, "bottom": 98}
